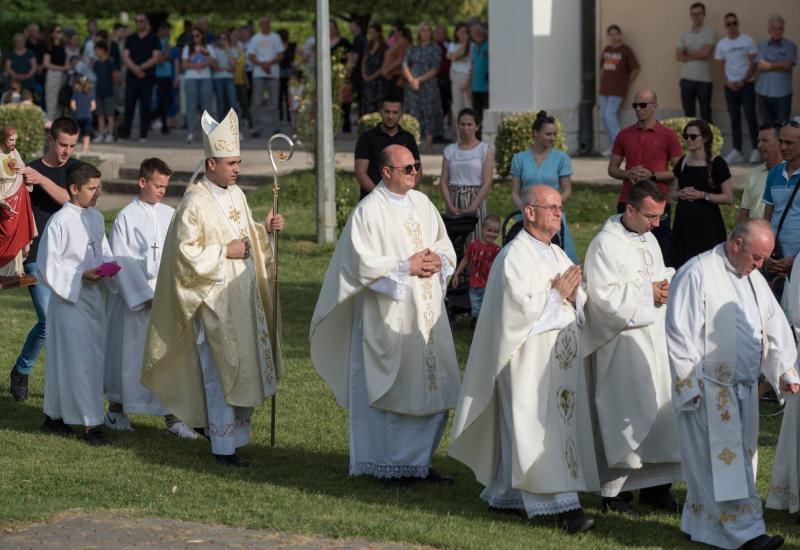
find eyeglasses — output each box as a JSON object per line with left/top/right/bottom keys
{"left": 632, "top": 102, "right": 653, "bottom": 109}
{"left": 725, "top": 21, "right": 738, "bottom": 28}
{"left": 683, "top": 133, "right": 702, "bottom": 140}
{"left": 386, "top": 162, "right": 421, "bottom": 175}
{"left": 783, "top": 120, "right": 800, "bottom": 128}
{"left": 633, "top": 206, "right": 669, "bottom": 222}
{"left": 530, "top": 204, "right": 564, "bottom": 213}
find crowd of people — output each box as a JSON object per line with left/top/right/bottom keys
{"left": 598, "top": 4, "right": 797, "bottom": 164}
{"left": 0, "top": 14, "right": 493, "bottom": 155}
{"left": 2, "top": 5, "right": 800, "bottom": 550}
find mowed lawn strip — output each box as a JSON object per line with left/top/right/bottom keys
{"left": 1, "top": 171, "right": 794, "bottom": 549}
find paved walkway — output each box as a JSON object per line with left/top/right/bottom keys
{"left": 87, "top": 130, "right": 753, "bottom": 189}
{"left": 0, "top": 511, "right": 428, "bottom": 550}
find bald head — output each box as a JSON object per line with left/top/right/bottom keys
{"left": 523, "top": 185, "right": 563, "bottom": 242}
{"left": 727, "top": 219, "right": 775, "bottom": 276}
{"left": 634, "top": 89, "right": 657, "bottom": 103}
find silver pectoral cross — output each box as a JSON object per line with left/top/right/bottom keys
{"left": 88, "top": 239, "right": 97, "bottom": 257}
{"left": 151, "top": 241, "right": 159, "bottom": 262}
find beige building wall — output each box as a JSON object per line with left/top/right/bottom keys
{"left": 598, "top": 0, "right": 799, "bottom": 151}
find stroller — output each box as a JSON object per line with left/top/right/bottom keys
{"left": 442, "top": 212, "right": 479, "bottom": 321}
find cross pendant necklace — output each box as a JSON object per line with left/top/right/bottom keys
{"left": 151, "top": 241, "right": 159, "bottom": 262}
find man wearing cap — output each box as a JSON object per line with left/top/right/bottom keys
{"left": 142, "top": 109, "right": 284, "bottom": 467}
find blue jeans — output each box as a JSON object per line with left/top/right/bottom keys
{"left": 184, "top": 78, "right": 213, "bottom": 135}
{"left": 758, "top": 93, "right": 792, "bottom": 125}
{"left": 213, "top": 78, "right": 239, "bottom": 120}
{"left": 469, "top": 287, "right": 485, "bottom": 318}
{"left": 15, "top": 261, "right": 51, "bottom": 375}
{"left": 723, "top": 82, "right": 758, "bottom": 152}
{"left": 598, "top": 95, "right": 623, "bottom": 148}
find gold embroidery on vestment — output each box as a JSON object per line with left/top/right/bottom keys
{"left": 718, "top": 447, "right": 737, "bottom": 466}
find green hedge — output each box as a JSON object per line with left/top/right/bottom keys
{"left": 661, "top": 117, "right": 724, "bottom": 158}
{"left": 494, "top": 112, "right": 566, "bottom": 178}
{"left": 0, "top": 104, "right": 47, "bottom": 162}
{"left": 357, "top": 112, "right": 421, "bottom": 144}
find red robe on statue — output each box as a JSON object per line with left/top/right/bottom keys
{"left": 0, "top": 150, "right": 37, "bottom": 271}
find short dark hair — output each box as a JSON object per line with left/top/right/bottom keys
{"left": 139, "top": 158, "right": 172, "bottom": 181}
{"left": 49, "top": 117, "right": 80, "bottom": 138}
{"left": 759, "top": 121, "right": 782, "bottom": 135}
{"left": 158, "top": 21, "right": 172, "bottom": 31}
{"left": 382, "top": 95, "right": 403, "bottom": 108}
{"left": 67, "top": 161, "right": 101, "bottom": 190}
{"left": 606, "top": 24, "right": 621, "bottom": 34}
{"left": 690, "top": 2, "right": 705, "bottom": 14}
{"left": 94, "top": 40, "right": 108, "bottom": 53}
{"left": 627, "top": 181, "right": 667, "bottom": 208}
{"left": 724, "top": 12, "right": 737, "bottom": 21}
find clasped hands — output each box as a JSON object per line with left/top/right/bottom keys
{"left": 677, "top": 186, "right": 704, "bottom": 202}
{"left": 652, "top": 279, "right": 669, "bottom": 306}
{"left": 628, "top": 165, "right": 653, "bottom": 183}
{"left": 409, "top": 249, "right": 442, "bottom": 278}
{"left": 552, "top": 265, "right": 581, "bottom": 304}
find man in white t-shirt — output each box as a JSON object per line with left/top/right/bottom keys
{"left": 676, "top": 2, "right": 715, "bottom": 123}
{"left": 246, "top": 16, "right": 284, "bottom": 138}
{"left": 715, "top": 12, "right": 759, "bottom": 165}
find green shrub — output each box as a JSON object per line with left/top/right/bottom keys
{"left": 0, "top": 104, "right": 47, "bottom": 162}
{"left": 494, "top": 113, "right": 566, "bottom": 178}
{"left": 661, "top": 117, "right": 724, "bottom": 157}
{"left": 357, "top": 112, "right": 421, "bottom": 144}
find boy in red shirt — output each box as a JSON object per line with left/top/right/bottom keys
{"left": 452, "top": 214, "right": 500, "bottom": 319}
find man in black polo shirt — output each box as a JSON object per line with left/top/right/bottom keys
{"left": 10, "top": 117, "right": 79, "bottom": 402}
{"left": 354, "top": 96, "right": 421, "bottom": 199}
{"left": 119, "top": 13, "right": 160, "bottom": 141}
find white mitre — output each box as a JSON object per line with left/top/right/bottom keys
{"left": 201, "top": 109, "right": 240, "bottom": 159}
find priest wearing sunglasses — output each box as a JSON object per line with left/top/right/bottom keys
{"left": 311, "top": 144, "right": 460, "bottom": 484}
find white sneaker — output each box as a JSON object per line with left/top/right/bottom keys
{"left": 724, "top": 149, "right": 744, "bottom": 164}
{"left": 166, "top": 421, "right": 199, "bottom": 440}
{"left": 749, "top": 149, "right": 761, "bottom": 164}
{"left": 104, "top": 411, "right": 134, "bottom": 432}
{"left": 103, "top": 134, "right": 113, "bottom": 143}
{"left": 600, "top": 149, "right": 612, "bottom": 157}
{"left": 186, "top": 133, "right": 194, "bottom": 143}
{"left": 92, "top": 135, "right": 103, "bottom": 144}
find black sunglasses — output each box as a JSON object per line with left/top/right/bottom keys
{"left": 783, "top": 120, "right": 800, "bottom": 128}
{"left": 387, "top": 162, "right": 421, "bottom": 175}
{"left": 683, "top": 133, "right": 702, "bottom": 140}
{"left": 632, "top": 102, "right": 653, "bottom": 109}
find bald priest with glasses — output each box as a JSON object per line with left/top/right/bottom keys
{"left": 310, "top": 144, "right": 460, "bottom": 484}
{"left": 582, "top": 181, "right": 683, "bottom": 516}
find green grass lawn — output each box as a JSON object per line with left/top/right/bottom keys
{"left": 1, "top": 172, "right": 796, "bottom": 549}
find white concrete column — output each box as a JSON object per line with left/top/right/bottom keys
{"left": 484, "top": 0, "right": 583, "bottom": 152}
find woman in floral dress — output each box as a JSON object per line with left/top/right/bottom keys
{"left": 401, "top": 22, "right": 443, "bottom": 153}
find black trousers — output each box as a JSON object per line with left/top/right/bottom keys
{"left": 155, "top": 77, "right": 172, "bottom": 129}
{"left": 618, "top": 201, "right": 673, "bottom": 267}
{"left": 120, "top": 77, "right": 154, "bottom": 139}
{"left": 679, "top": 78, "right": 712, "bottom": 123}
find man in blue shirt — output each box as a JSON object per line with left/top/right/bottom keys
{"left": 762, "top": 121, "right": 800, "bottom": 278}
{"left": 756, "top": 15, "right": 797, "bottom": 125}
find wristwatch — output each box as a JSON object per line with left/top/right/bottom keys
{"left": 704, "top": 192, "right": 710, "bottom": 201}
{"left": 649, "top": 173, "right": 657, "bottom": 182}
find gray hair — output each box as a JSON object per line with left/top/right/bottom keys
{"left": 768, "top": 15, "right": 785, "bottom": 26}
{"left": 729, "top": 218, "right": 773, "bottom": 246}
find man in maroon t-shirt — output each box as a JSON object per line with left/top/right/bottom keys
{"left": 608, "top": 88, "right": 683, "bottom": 264}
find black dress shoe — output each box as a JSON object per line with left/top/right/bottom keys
{"left": 601, "top": 497, "right": 639, "bottom": 517}
{"left": 742, "top": 534, "right": 785, "bottom": 550}
{"left": 84, "top": 427, "right": 112, "bottom": 446}
{"left": 10, "top": 367, "right": 28, "bottom": 401}
{"left": 425, "top": 468, "right": 455, "bottom": 485}
{"left": 557, "top": 508, "right": 595, "bottom": 534}
{"left": 639, "top": 492, "right": 680, "bottom": 514}
{"left": 214, "top": 453, "right": 248, "bottom": 467}
{"left": 488, "top": 506, "right": 526, "bottom": 519}
{"left": 41, "top": 416, "right": 73, "bottom": 436}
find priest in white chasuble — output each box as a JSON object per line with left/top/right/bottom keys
{"left": 142, "top": 109, "right": 284, "bottom": 467}
{"left": 449, "top": 185, "right": 599, "bottom": 534}
{"left": 667, "top": 219, "right": 800, "bottom": 550}
{"left": 582, "top": 181, "right": 682, "bottom": 515}
{"left": 766, "top": 254, "right": 800, "bottom": 517}
{"left": 103, "top": 158, "right": 197, "bottom": 440}
{"left": 310, "top": 144, "right": 460, "bottom": 483}
{"left": 38, "top": 161, "right": 118, "bottom": 446}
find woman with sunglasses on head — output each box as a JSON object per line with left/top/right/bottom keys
{"left": 440, "top": 108, "right": 493, "bottom": 244}
{"left": 670, "top": 119, "right": 732, "bottom": 269}
{"left": 510, "top": 110, "right": 578, "bottom": 262}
